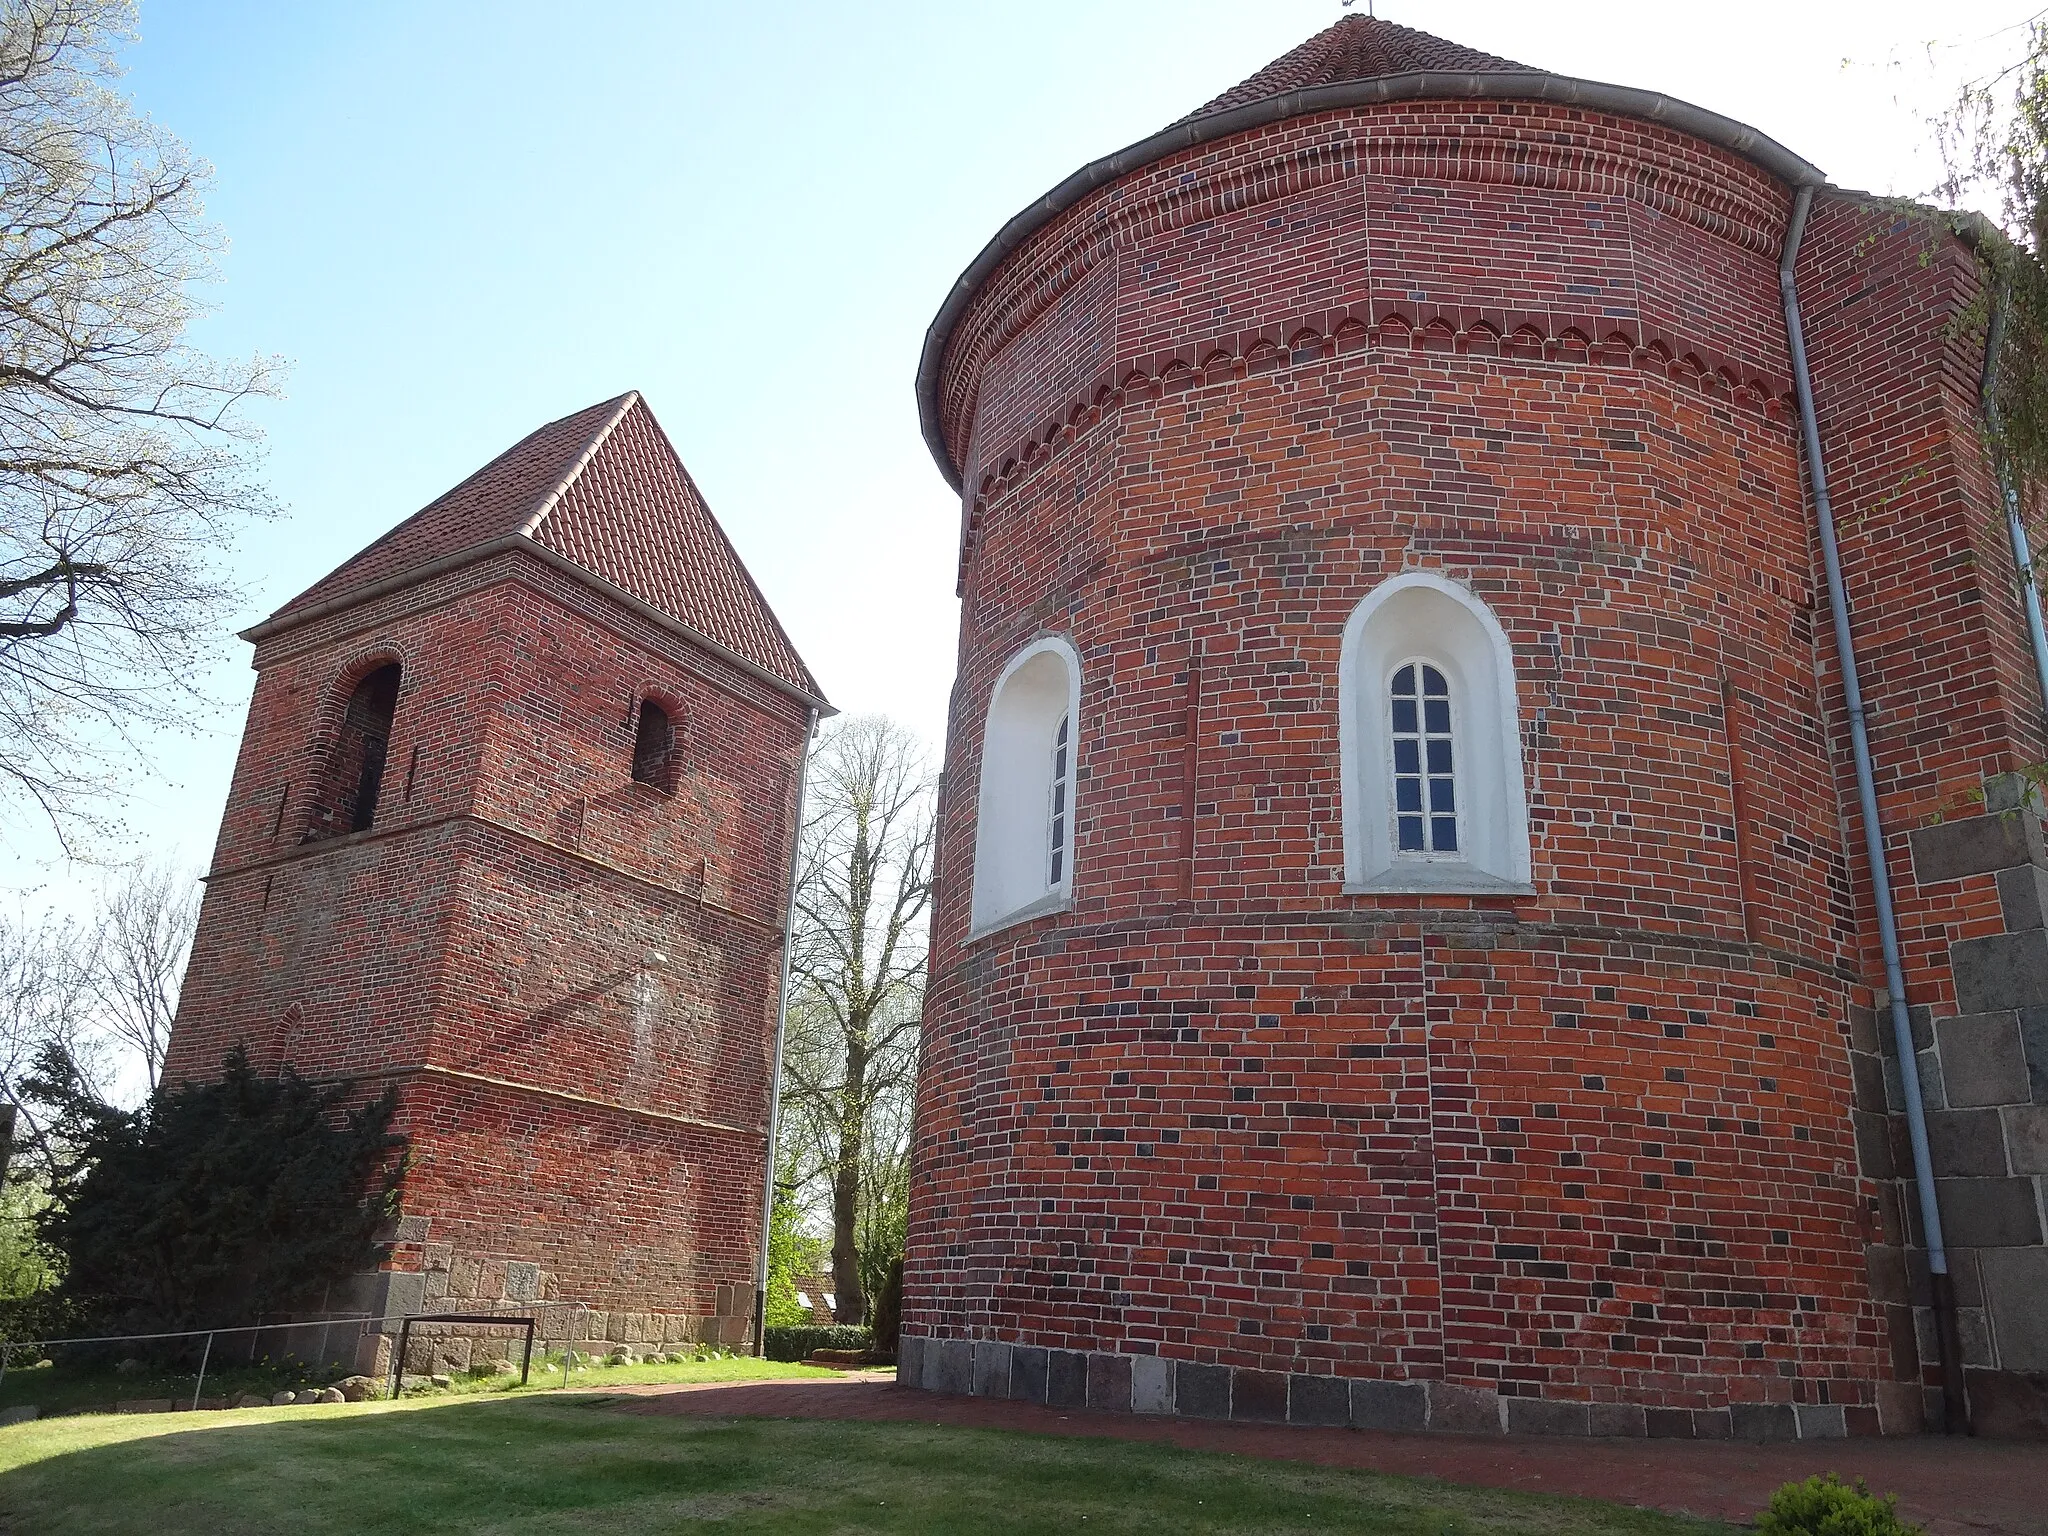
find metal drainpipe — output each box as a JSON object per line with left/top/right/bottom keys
{"left": 1778, "top": 184, "right": 1968, "bottom": 1432}
{"left": 753, "top": 707, "right": 819, "bottom": 1357}
{"left": 1981, "top": 279, "right": 2048, "bottom": 729}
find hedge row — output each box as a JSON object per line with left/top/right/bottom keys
{"left": 764, "top": 1325, "right": 871, "bottom": 1363}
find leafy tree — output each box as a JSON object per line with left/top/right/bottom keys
{"left": 762, "top": 1176, "right": 820, "bottom": 1329}
{"left": 0, "top": 0, "right": 280, "bottom": 845}
{"left": 29, "top": 1043, "right": 405, "bottom": 1331}
{"left": 779, "top": 715, "right": 932, "bottom": 1328}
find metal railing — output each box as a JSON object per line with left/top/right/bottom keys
{"left": 0, "top": 1314, "right": 376, "bottom": 1412}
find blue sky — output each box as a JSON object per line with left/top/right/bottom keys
{"left": 3, "top": 0, "right": 2031, "bottom": 896}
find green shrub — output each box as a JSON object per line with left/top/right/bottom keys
{"left": 763, "top": 1324, "right": 870, "bottom": 1362}
{"left": 1756, "top": 1475, "right": 1923, "bottom": 1536}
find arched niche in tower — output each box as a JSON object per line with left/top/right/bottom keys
{"left": 971, "top": 634, "right": 1080, "bottom": 937}
{"left": 1338, "top": 571, "right": 1533, "bottom": 895}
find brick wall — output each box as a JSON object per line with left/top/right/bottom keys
{"left": 903, "top": 100, "right": 2044, "bottom": 1439}
{"left": 166, "top": 545, "right": 810, "bottom": 1354}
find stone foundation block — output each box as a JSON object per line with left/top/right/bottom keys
{"left": 1426, "top": 1382, "right": 1503, "bottom": 1435}
{"left": 1131, "top": 1355, "right": 1174, "bottom": 1415}
{"left": 1231, "top": 1368, "right": 1288, "bottom": 1423}
{"left": 1047, "top": 1349, "right": 1087, "bottom": 1409}
{"left": 1954, "top": 934, "right": 2048, "bottom": 1016}
{"left": 930, "top": 1339, "right": 972, "bottom": 1395}
{"left": 1086, "top": 1351, "right": 1131, "bottom": 1412}
{"left": 1794, "top": 1403, "right": 1846, "bottom": 1439}
{"left": 1009, "top": 1346, "right": 1047, "bottom": 1404}
{"left": 1730, "top": 1403, "right": 1798, "bottom": 1442}
{"left": 1351, "top": 1379, "right": 1428, "bottom": 1432}
{"left": 1588, "top": 1402, "right": 1647, "bottom": 1438}
{"left": 505, "top": 1262, "right": 541, "bottom": 1303}
{"left": 972, "top": 1342, "right": 1012, "bottom": 1400}
{"left": 1288, "top": 1373, "right": 1350, "bottom": 1427}
{"left": 1937, "top": 1015, "right": 2029, "bottom": 1107}
{"left": 1645, "top": 1408, "right": 1695, "bottom": 1438}
{"left": 1176, "top": 1362, "right": 1230, "bottom": 1420}
{"left": 1965, "top": 1367, "right": 2048, "bottom": 1438}
{"left": 1982, "top": 1247, "right": 2048, "bottom": 1371}
{"left": 1910, "top": 811, "right": 2046, "bottom": 883}
{"left": 897, "top": 1335, "right": 924, "bottom": 1386}
{"left": 1506, "top": 1397, "right": 1590, "bottom": 1437}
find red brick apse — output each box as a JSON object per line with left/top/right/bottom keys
{"left": 900, "top": 18, "right": 2048, "bottom": 1440}
{"left": 165, "top": 392, "right": 827, "bottom": 1369}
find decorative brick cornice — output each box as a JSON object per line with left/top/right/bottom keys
{"left": 957, "top": 306, "right": 1795, "bottom": 589}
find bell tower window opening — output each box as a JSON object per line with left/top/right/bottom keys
{"left": 1048, "top": 713, "right": 1071, "bottom": 884}
{"left": 308, "top": 662, "right": 401, "bottom": 841}
{"left": 633, "top": 699, "right": 675, "bottom": 790}
{"left": 1390, "top": 662, "right": 1458, "bottom": 855}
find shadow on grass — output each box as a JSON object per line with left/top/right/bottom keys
{"left": 0, "top": 1393, "right": 1739, "bottom": 1536}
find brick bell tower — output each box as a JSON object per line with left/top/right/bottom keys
{"left": 164, "top": 392, "right": 827, "bottom": 1366}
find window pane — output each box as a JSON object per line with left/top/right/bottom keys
{"left": 1430, "top": 778, "right": 1456, "bottom": 813}
{"left": 1426, "top": 739, "right": 1452, "bottom": 775}
{"left": 1431, "top": 816, "right": 1458, "bottom": 851}
{"left": 1394, "top": 739, "right": 1420, "bottom": 775}
{"left": 1396, "top": 779, "right": 1422, "bottom": 812}
{"left": 1421, "top": 666, "right": 1448, "bottom": 697}
{"left": 1424, "top": 699, "right": 1451, "bottom": 735}
{"left": 1391, "top": 698, "right": 1418, "bottom": 734}
{"left": 1392, "top": 665, "right": 1416, "bottom": 695}
{"left": 1398, "top": 815, "right": 1425, "bottom": 851}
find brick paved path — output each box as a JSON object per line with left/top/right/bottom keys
{"left": 609, "top": 1375, "right": 2045, "bottom": 1534}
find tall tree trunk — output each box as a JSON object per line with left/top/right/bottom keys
{"left": 830, "top": 1032, "right": 869, "bottom": 1324}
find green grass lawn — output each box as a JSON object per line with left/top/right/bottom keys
{"left": 0, "top": 1388, "right": 1739, "bottom": 1535}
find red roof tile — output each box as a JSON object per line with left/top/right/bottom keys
{"left": 1181, "top": 15, "right": 1526, "bottom": 123}
{"left": 266, "top": 393, "right": 821, "bottom": 701}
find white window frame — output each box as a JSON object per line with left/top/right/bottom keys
{"left": 970, "top": 634, "right": 1081, "bottom": 938}
{"left": 1386, "top": 656, "right": 1464, "bottom": 861}
{"left": 1339, "top": 570, "right": 1533, "bottom": 895}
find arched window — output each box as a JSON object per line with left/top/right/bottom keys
{"left": 1339, "top": 572, "right": 1531, "bottom": 893}
{"left": 307, "top": 662, "right": 400, "bottom": 841}
{"left": 972, "top": 636, "right": 1080, "bottom": 936}
{"left": 632, "top": 699, "right": 674, "bottom": 791}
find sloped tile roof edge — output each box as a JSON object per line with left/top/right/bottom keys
{"left": 241, "top": 530, "right": 834, "bottom": 714}
{"left": 519, "top": 389, "right": 643, "bottom": 539}
{"left": 915, "top": 64, "right": 1828, "bottom": 493}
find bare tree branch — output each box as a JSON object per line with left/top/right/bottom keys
{"left": 776, "top": 715, "right": 933, "bottom": 1327}
{"left": 0, "top": 0, "right": 283, "bottom": 850}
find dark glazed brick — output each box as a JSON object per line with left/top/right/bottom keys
{"left": 1232, "top": 1368, "right": 1288, "bottom": 1423}
{"left": 1009, "top": 1346, "right": 1048, "bottom": 1404}
{"left": 1504, "top": 1397, "right": 1590, "bottom": 1436}
{"left": 1645, "top": 1408, "right": 1695, "bottom": 1438}
{"left": 1288, "top": 1373, "right": 1350, "bottom": 1427}
{"left": 1176, "top": 1363, "right": 1231, "bottom": 1420}
{"left": 1351, "top": 1379, "right": 1428, "bottom": 1432}
{"left": 1731, "top": 1403, "right": 1798, "bottom": 1442}
{"left": 1086, "top": 1351, "right": 1132, "bottom": 1413}
{"left": 1047, "top": 1350, "right": 1088, "bottom": 1409}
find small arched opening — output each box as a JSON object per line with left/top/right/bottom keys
{"left": 632, "top": 698, "right": 676, "bottom": 792}
{"left": 307, "top": 661, "right": 401, "bottom": 841}
{"left": 971, "top": 636, "right": 1080, "bottom": 936}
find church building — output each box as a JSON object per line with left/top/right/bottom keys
{"left": 900, "top": 18, "right": 2048, "bottom": 1438}
{"left": 164, "top": 392, "right": 826, "bottom": 1368}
